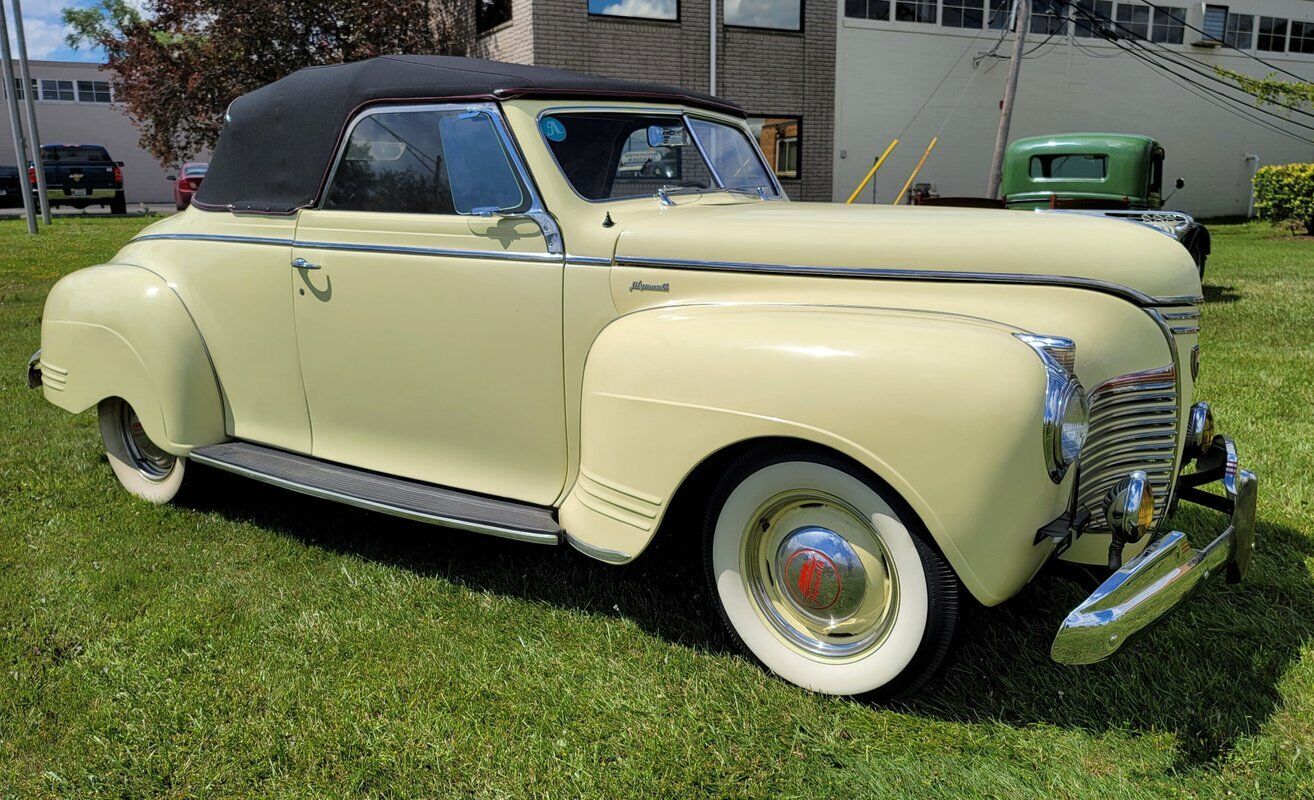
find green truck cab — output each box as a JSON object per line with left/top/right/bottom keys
{"left": 1000, "top": 133, "right": 1209, "bottom": 273}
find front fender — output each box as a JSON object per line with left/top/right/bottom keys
{"left": 39, "top": 263, "right": 225, "bottom": 453}
{"left": 561, "top": 304, "right": 1068, "bottom": 605}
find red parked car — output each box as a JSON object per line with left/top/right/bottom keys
{"left": 170, "top": 161, "right": 208, "bottom": 210}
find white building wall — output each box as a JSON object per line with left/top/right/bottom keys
{"left": 4, "top": 60, "right": 183, "bottom": 203}
{"left": 834, "top": 1, "right": 1314, "bottom": 216}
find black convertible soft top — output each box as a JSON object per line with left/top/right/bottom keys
{"left": 193, "top": 55, "right": 743, "bottom": 214}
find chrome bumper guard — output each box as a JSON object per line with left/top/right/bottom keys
{"left": 1051, "top": 435, "right": 1257, "bottom": 665}
{"left": 25, "top": 349, "right": 41, "bottom": 389}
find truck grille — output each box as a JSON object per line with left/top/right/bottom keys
{"left": 1077, "top": 364, "right": 1178, "bottom": 529}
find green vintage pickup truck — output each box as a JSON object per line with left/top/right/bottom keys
{"left": 1002, "top": 133, "right": 1210, "bottom": 274}
{"left": 920, "top": 133, "right": 1210, "bottom": 275}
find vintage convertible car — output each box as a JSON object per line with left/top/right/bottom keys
{"left": 27, "top": 57, "right": 1257, "bottom": 697}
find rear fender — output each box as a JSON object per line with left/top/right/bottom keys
{"left": 561, "top": 304, "right": 1068, "bottom": 605}
{"left": 39, "top": 263, "right": 224, "bottom": 453}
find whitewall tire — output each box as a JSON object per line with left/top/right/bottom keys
{"left": 98, "top": 398, "right": 187, "bottom": 504}
{"left": 703, "top": 444, "right": 959, "bottom": 698}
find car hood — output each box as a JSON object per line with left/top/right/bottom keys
{"left": 610, "top": 200, "right": 1202, "bottom": 304}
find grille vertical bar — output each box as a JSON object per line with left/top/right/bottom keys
{"left": 1077, "top": 364, "right": 1178, "bottom": 529}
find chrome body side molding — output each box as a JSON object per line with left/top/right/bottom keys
{"left": 615, "top": 255, "right": 1204, "bottom": 308}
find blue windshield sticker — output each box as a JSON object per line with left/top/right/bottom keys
{"left": 540, "top": 117, "right": 567, "bottom": 142}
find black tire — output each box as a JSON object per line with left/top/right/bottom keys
{"left": 702, "top": 442, "right": 960, "bottom": 699}
{"left": 110, "top": 191, "right": 127, "bottom": 215}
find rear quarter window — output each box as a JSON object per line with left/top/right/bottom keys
{"left": 1028, "top": 154, "right": 1107, "bottom": 180}
{"left": 41, "top": 146, "right": 112, "bottom": 163}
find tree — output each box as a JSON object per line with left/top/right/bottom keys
{"left": 1215, "top": 67, "right": 1314, "bottom": 115}
{"left": 64, "top": 0, "right": 468, "bottom": 167}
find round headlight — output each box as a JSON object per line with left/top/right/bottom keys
{"left": 1046, "top": 377, "right": 1089, "bottom": 480}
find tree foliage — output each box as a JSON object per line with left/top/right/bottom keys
{"left": 1253, "top": 163, "right": 1314, "bottom": 234}
{"left": 63, "top": 0, "right": 467, "bottom": 167}
{"left": 1216, "top": 67, "right": 1314, "bottom": 114}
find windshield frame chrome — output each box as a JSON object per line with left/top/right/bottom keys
{"left": 533, "top": 104, "right": 785, "bottom": 205}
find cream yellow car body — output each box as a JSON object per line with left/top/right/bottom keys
{"left": 37, "top": 99, "right": 1204, "bottom": 609}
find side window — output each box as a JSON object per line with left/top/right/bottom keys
{"left": 323, "top": 109, "right": 527, "bottom": 215}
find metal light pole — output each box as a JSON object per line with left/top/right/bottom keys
{"left": 0, "top": 4, "right": 36, "bottom": 233}
{"left": 12, "top": 0, "right": 49, "bottom": 224}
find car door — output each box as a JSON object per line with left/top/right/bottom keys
{"left": 289, "top": 104, "right": 567, "bottom": 506}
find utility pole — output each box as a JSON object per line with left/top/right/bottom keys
{"left": 12, "top": 0, "right": 50, "bottom": 224}
{"left": 0, "top": 4, "right": 36, "bottom": 233}
{"left": 986, "top": 0, "right": 1030, "bottom": 200}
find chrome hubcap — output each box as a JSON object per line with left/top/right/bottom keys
{"left": 742, "top": 491, "right": 899, "bottom": 660}
{"left": 118, "top": 403, "right": 175, "bottom": 482}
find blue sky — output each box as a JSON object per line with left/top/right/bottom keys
{"left": 7, "top": 0, "right": 108, "bottom": 63}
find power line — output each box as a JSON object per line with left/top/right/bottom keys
{"left": 1079, "top": 21, "right": 1314, "bottom": 144}
{"left": 1130, "top": 0, "right": 1310, "bottom": 83}
{"left": 1067, "top": 1, "right": 1314, "bottom": 128}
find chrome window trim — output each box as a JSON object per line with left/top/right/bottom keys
{"left": 131, "top": 232, "right": 568, "bottom": 264}
{"left": 316, "top": 101, "right": 563, "bottom": 255}
{"left": 533, "top": 105, "right": 785, "bottom": 205}
{"left": 615, "top": 255, "right": 1203, "bottom": 307}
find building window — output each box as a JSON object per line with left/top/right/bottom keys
{"left": 943, "top": 0, "right": 984, "bottom": 28}
{"left": 76, "top": 80, "right": 111, "bottom": 103}
{"left": 1073, "top": 0, "right": 1112, "bottom": 37}
{"left": 1201, "top": 4, "right": 1227, "bottom": 42}
{"left": 1224, "top": 13, "right": 1253, "bottom": 49}
{"left": 895, "top": 0, "right": 936, "bottom": 23}
{"left": 749, "top": 116, "right": 800, "bottom": 180}
{"left": 1150, "top": 6, "right": 1185, "bottom": 43}
{"left": 476, "top": 0, "right": 512, "bottom": 32}
{"left": 846, "top": 0, "right": 890, "bottom": 19}
{"left": 1257, "top": 16, "right": 1287, "bottom": 51}
{"left": 40, "top": 79, "right": 75, "bottom": 102}
{"left": 725, "top": 0, "right": 801, "bottom": 30}
{"left": 987, "top": 0, "right": 1011, "bottom": 29}
{"left": 1030, "top": 0, "right": 1067, "bottom": 34}
{"left": 8, "top": 77, "right": 36, "bottom": 100}
{"left": 1290, "top": 20, "right": 1314, "bottom": 53}
{"left": 588, "top": 0, "right": 678, "bottom": 20}
{"left": 1114, "top": 3, "right": 1149, "bottom": 39}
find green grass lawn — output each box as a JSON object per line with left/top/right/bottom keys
{"left": 1, "top": 217, "right": 1312, "bottom": 798}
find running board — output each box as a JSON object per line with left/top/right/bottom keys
{"left": 189, "top": 442, "right": 562, "bottom": 545}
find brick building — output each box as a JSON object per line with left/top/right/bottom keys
{"left": 452, "top": 0, "right": 836, "bottom": 201}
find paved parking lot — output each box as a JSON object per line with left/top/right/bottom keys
{"left": 0, "top": 202, "right": 176, "bottom": 219}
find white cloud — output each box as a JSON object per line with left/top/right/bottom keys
{"left": 8, "top": 14, "right": 71, "bottom": 59}
{"left": 591, "top": 0, "right": 678, "bottom": 20}
{"left": 724, "top": 0, "right": 801, "bottom": 29}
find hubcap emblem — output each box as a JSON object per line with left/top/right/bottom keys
{"left": 785, "top": 548, "right": 842, "bottom": 610}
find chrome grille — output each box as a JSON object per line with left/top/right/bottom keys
{"left": 1078, "top": 364, "right": 1178, "bottom": 529}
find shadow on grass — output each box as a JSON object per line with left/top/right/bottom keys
{"left": 1203, "top": 283, "right": 1242, "bottom": 304}
{"left": 182, "top": 466, "right": 1313, "bottom": 769}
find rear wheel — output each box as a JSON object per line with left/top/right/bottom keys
{"left": 109, "top": 191, "right": 127, "bottom": 215}
{"left": 703, "top": 444, "right": 959, "bottom": 698}
{"left": 98, "top": 398, "right": 187, "bottom": 503}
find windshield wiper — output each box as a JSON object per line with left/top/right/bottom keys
{"left": 655, "top": 184, "right": 774, "bottom": 206}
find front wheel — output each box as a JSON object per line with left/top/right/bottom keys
{"left": 98, "top": 398, "right": 187, "bottom": 503}
{"left": 703, "top": 445, "right": 959, "bottom": 698}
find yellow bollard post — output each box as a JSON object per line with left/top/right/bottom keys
{"left": 892, "top": 137, "right": 938, "bottom": 206}
{"left": 845, "top": 139, "right": 899, "bottom": 204}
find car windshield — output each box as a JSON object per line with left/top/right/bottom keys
{"left": 41, "top": 146, "right": 111, "bottom": 163}
{"left": 539, "top": 112, "right": 779, "bottom": 201}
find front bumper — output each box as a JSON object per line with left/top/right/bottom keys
{"left": 1051, "top": 435, "right": 1257, "bottom": 665}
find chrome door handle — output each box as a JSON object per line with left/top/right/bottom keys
{"left": 291, "top": 257, "right": 320, "bottom": 270}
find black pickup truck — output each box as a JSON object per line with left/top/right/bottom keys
{"left": 32, "top": 144, "right": 126, "bottom": 214}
